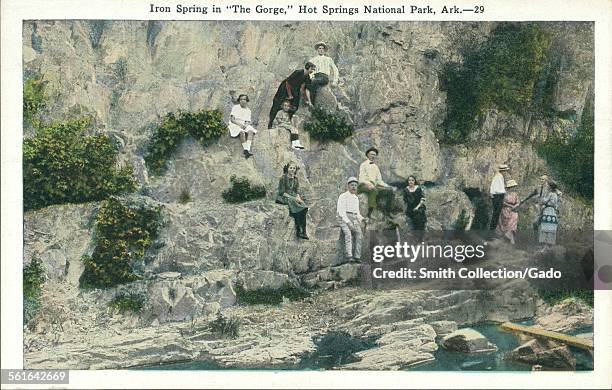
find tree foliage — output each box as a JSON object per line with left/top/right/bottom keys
{"left": 304, "top": 107, "right": 354, "bottom": 142}
{"left": 145, "top": 109, "right": 227, "bottom": 175}
{"left": 80, "top": 197, "right": 161, "bottom": 289}
{"left": 23, "top": 118, "right": 135, "bottom": 211}
{"left": 441, "top": 23, "right": 553, "bottom": 143}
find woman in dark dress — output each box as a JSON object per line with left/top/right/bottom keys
{"left": 403, "top": 175, "right": 426, "bottom": 241}
{"left": 276, "top": 162, "right": 309, "bottom": 239}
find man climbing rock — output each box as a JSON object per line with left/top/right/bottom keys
{"left": 337, "top": 177, "right": 366, "bottom": 261}
{"left": 308, "top": 41, "right": 340, "bottom": 105}
{"left": 268, "top": 62, "right": 316, "bottom": 129}
{"left": 358, "top": 147, "right": 395, "bottom": 217}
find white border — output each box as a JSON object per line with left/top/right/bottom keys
{"left": 2, "top": 0, "right": 611, "bottom": 388}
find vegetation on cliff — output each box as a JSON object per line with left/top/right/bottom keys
{"left": 23, "top": 258, "right": 45, "bottom": 325}
{"left": 304, "top": 107, "right": 354, "bottom": 142}
{"left": 537, "top": 94, "right": 594, "bottom": 201}
{"left": 80, "top": 197, "right": 161, "bottom": 289}
{"left": 221, "top": 175, "right": 266, "bottom": 203}
{"left": 441, "top": 23, "right": 553, "bottom": 143}
{"left": 23, "top": 118, "right": 135, "bottom": 211}
{"left": 144, "top": 109, "right": 227, "bottom": 175}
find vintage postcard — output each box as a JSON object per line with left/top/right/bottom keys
{"left": 2, "top": 0, "right": 611, "bottom": 389}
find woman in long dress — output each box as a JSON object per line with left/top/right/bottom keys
{"left": 496, "top": 179, "right": 520, "bottom": 244}
{"left": 538, "top": 181, "right": 560, "bottom": 247}
{"left": 403, "top": 175, "right": 426, "bottom": 241}
{"left": 276, "top": 162, "right": 309, "bottom": 239}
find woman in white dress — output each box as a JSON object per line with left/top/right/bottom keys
{"left": 228, "top": 94, "right": 257, "bottom": 159}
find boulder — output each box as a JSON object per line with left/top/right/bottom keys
{"left": 441, "top": 328, "right": 497, "bottom": 353}
{"left": 505, "top": 339, "right": 576, "bottom": 370}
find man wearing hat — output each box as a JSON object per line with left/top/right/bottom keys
{"left": 308, "top": 41, "right": 340, "bottom": 105}
{"left": 337, "top": 177, "right": 366, "bottom": 261}
{"left": 489, "top": 163, "right": 510, "bottom": 231}
{"left": 358, "top": 147, "right": 394, "bottom": 217}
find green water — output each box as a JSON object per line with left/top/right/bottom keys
{"left": 137, "top": 324, "right": 593, "bottom": 371}
{"left": 411, "top": 323, "right": 593, "bottom": 371}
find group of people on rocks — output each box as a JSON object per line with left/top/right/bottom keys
{"left": 488, "top": 164, "right": 561, "bottom": 248}
{"left": 226, "top": 39, "right": 562, "bottom": 258}
{"left": 228, "top": 41, "right": 340, "bottom": 158}
{"left": 276, "top": 147, "right": 428, "bottom": 261}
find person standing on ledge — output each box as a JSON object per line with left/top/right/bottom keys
{"left": 268, "top": 62, "right": 316, "bottom": 129}
{"left": 308, "top": 41, "right": 339, "bottom": 105}
{"left": 228, "top": 94, "right": 257, "bottom": 159}
{"left": 489, "top": 164, "right": 509, "bottom": 232}
{"left": 495, "top": 179, "right": 520, "bottom": 245}
{"left": 358, "top": 147, "right": 395, "bottom": 217}
{"left": 337, "top": 177, "right": 366, "bottom": 261}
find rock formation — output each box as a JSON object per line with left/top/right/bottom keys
{"left": 21, "top": 21, "right": 594, "bottom": 370}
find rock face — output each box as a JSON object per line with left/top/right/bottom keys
{"left": 21, "top": 20, "right": 593, "bottom": 370}
{"left": 441, "top": 328, "right": 498, "bottom": 353}
{"left": 506, "top": 339, "right": 576, "bottom": 370}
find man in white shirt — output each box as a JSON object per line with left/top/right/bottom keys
{"left": 489, "top": 163, "right": 509, "bottom": 231}
{"left": 308, "top": 41, "right": 340, "bottom": 105}
{"left": 337, "top": 177, "right": 366, "bottom": 261}
{"left": 358, "top": 147, "right": 395, "bottom": 217}
{"left": 228, "top": 94, "right": 258, "bottom": 159}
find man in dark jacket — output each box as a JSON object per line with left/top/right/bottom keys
{"left": 268, "top": 62, "right": 316, "bottom": 129}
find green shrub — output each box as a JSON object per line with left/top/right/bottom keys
{"left": 209, "top": 313, "right": 240, "bottom": 339}
{"left": 221, "top": 175, "right": 266, "bottom": 203}
{"left": 23, "top": 118, "right": 135, "bottom": 211}
{"left": 441, "top": 23, "right": 552, "bottom": 143}
{"left": 304, "top": 107, "right": 353, "bottom": 142}
{"left": 79, "top": 197, "right": 161, "bottom": 289}
{"left": 145, "top": 109, "right": 227, "bottom": 175}
{"left": 235, "top": 281, "right": 310, "bottom": 305}
{"left": 452, "top": 209, "right": 470, "bottom": 230}
{"left": 537, "top": 95, "right": 594, "bottom": 201}
{"left": 23, "top": 258, "right": 45, "bottom": 324}
{"left": 178, "top": 188, "right": 191, "bottom": 204}
{"left": 23, "top": 76, "right": 46, "bottom": 127}
{"left": 109, "top": 291, "right": 145, "bottom": 313}
{"left": 538, "top": 289, "right": 593, "bottom": 308}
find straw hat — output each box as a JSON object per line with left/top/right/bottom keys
{"left": 506, "top": 179, "right": 518, "bottom": 188}
{"left": 498, "top": 164, "right": 510, "bottom": 171}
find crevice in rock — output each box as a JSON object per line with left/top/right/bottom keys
{"left": 146, "top": 21, "right": 163, "bottom": 57}
{"left": 88, "top": 20, "right": 107, "bottom": 49}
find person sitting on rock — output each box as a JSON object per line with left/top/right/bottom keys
{"left": 337, "top": 177, "right": 366, "bottom": 261}
{"left": 268, "top": 62, "right": 316, "bottom": 129}
{"left": 276, "top": 161, "right": 309, "bottom": 239}
{"left": 273, "top": 99, "right": 305, "bottom": 150}
{"left": 228, "top": 94, "right": 257, "bottom": 159}
{"left": 358, "top": 147, "right": 395, "bottom": 217}
{"left": 308, "top": 41, "right": 339, "bottom": 105}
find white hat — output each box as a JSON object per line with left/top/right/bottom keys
{"left": 314, "top": 41, "right": 328, "bottom": 50}
{"left": 347, "top": 177, "right": 358, "bottom": 184}
{"left": 498, "top": 164, "right": 510, "bottom": 171}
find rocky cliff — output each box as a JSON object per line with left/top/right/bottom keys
{"left": 22, "top": 21, "right": 594, "bottom": 369}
